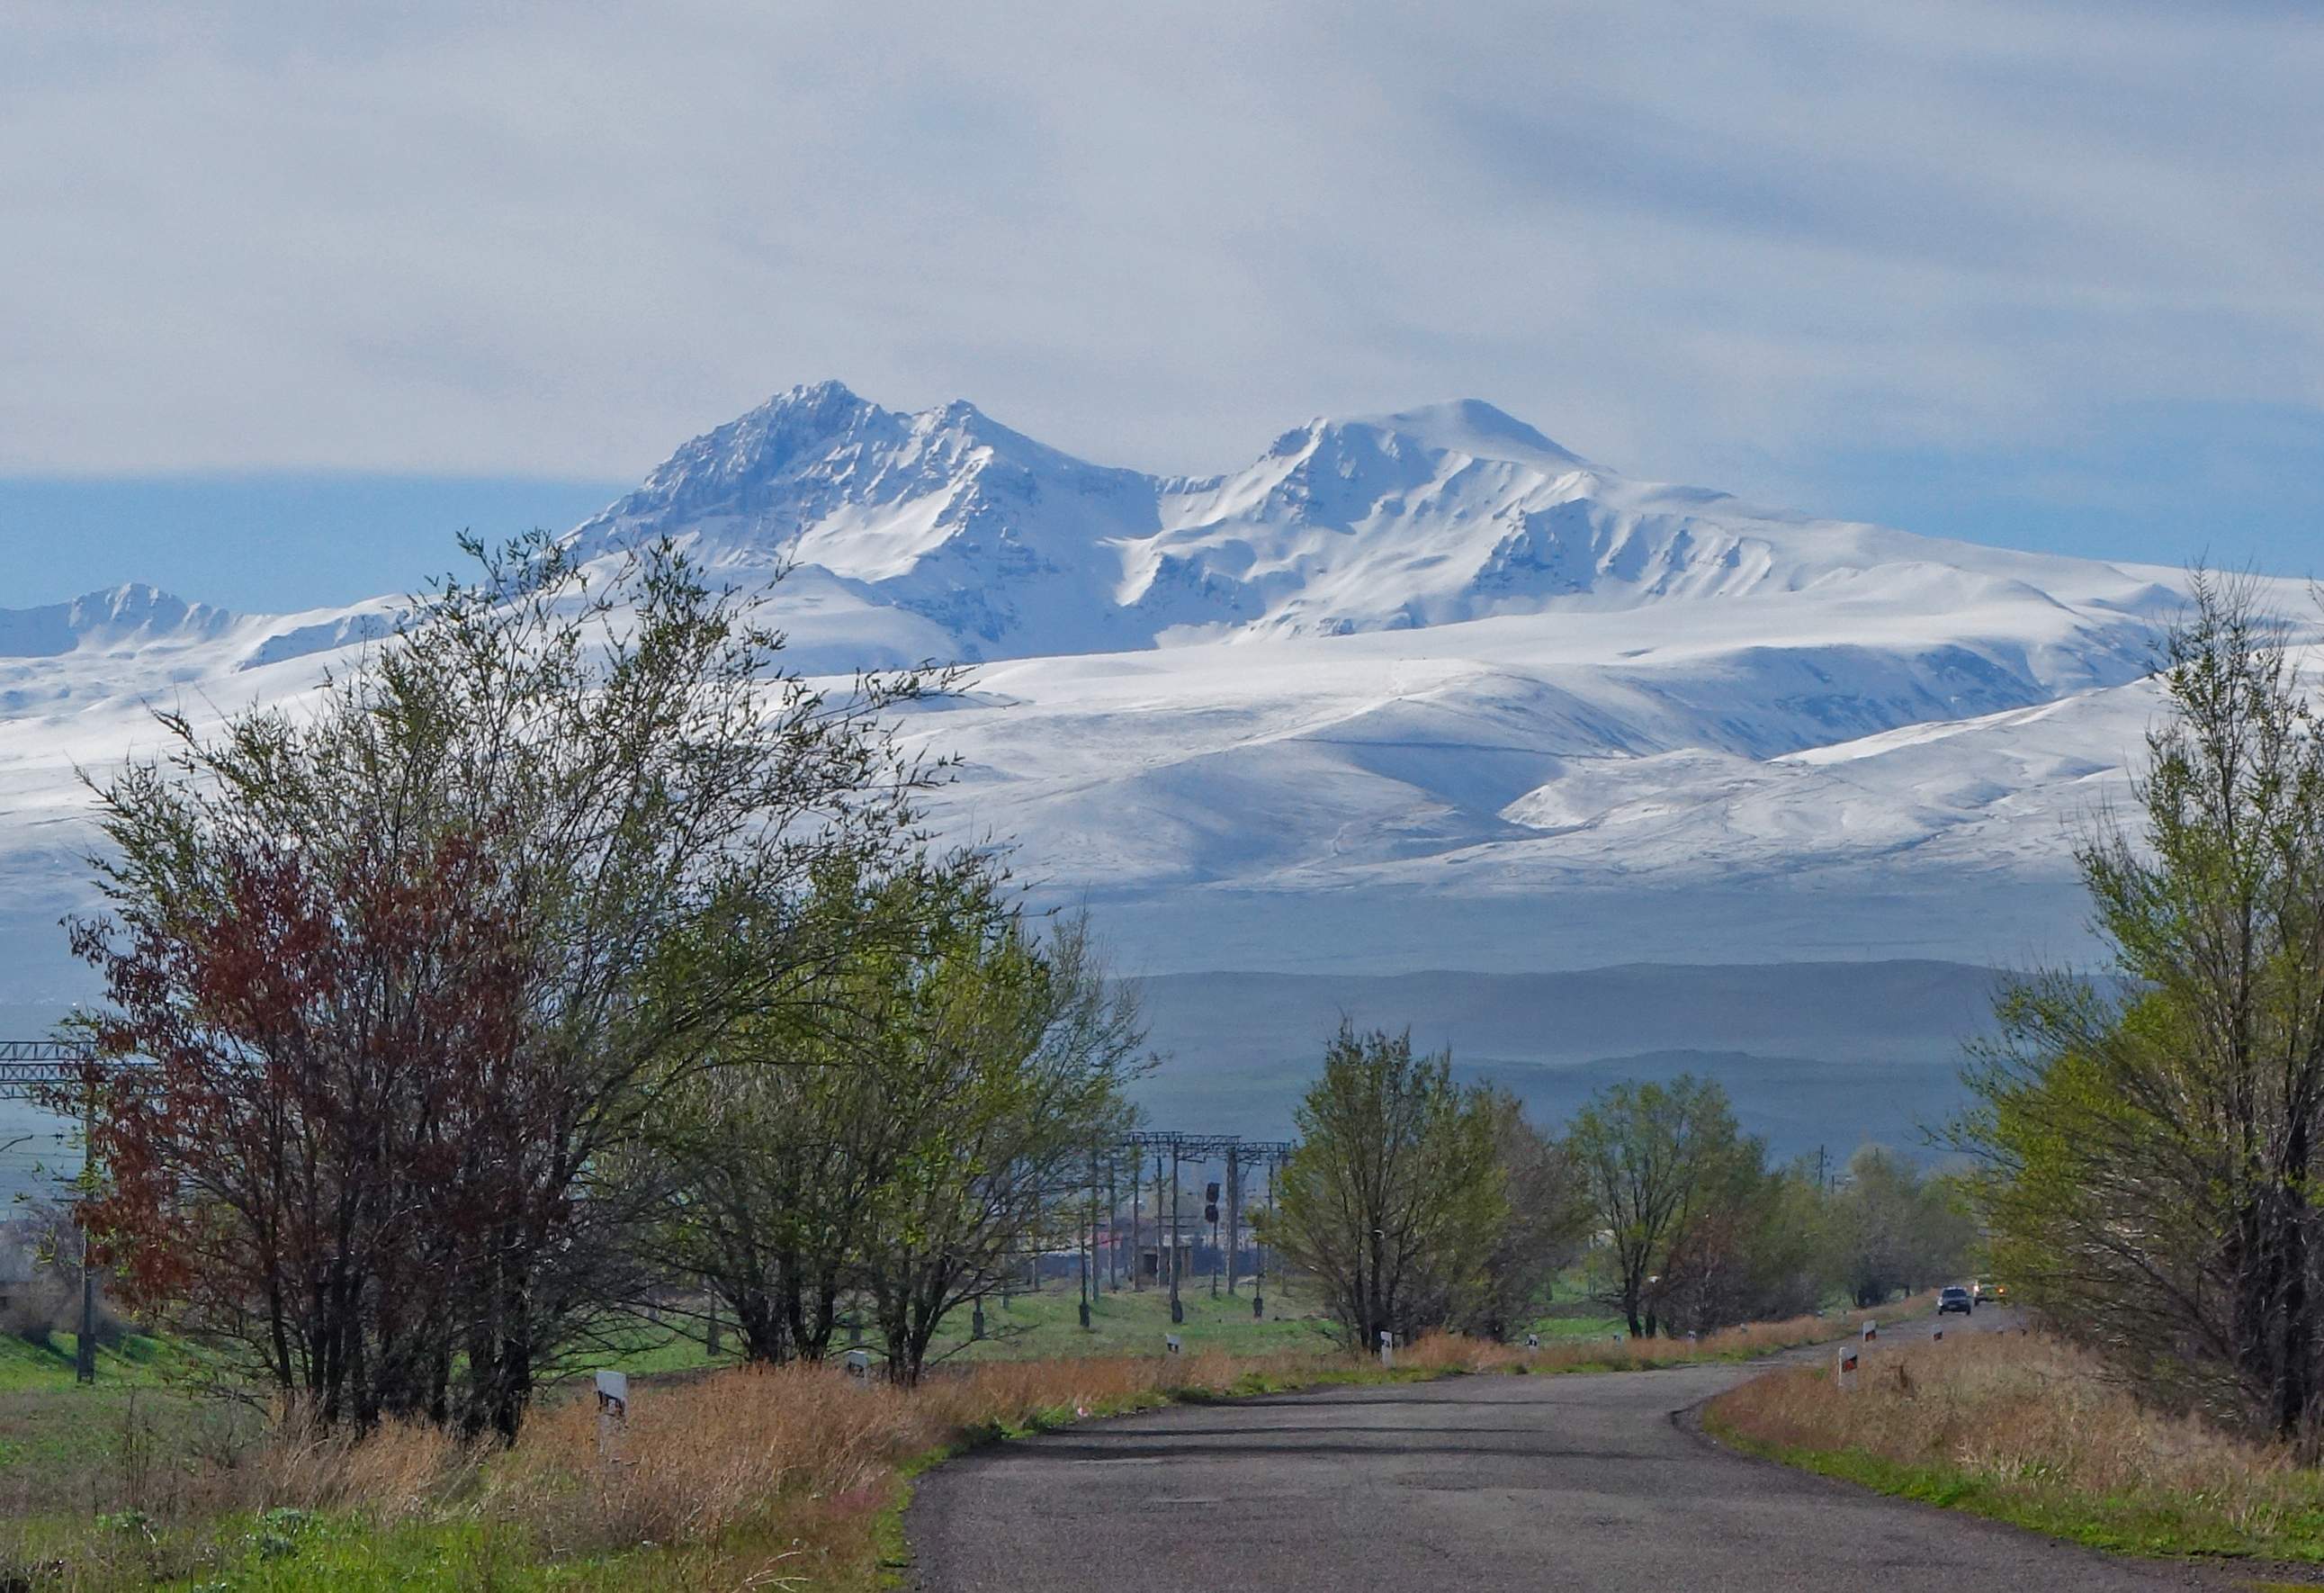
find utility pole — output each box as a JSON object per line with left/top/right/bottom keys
{"left": 0, "top": 1039, "right": 118, "bottom": 1385}
{"left": 1169, "top": 1138, "right": 1184, "bottom": 1325}
{"left": 1080, "top": 1149, "right": 1095, "bottom": 1329}
{"left": 1107, "top": 1156, "right": 1119, "bottom": 1291}
{"left": 1157, "top": 1153, "right": 1171, "bottom": 1292}
{"left": 1233, "top": 1145, "right": 1292, "bottom": 1319}
{"left": 1225, "top": 1144, "right": 1242, "bottom": 1295}
{"left": 1129, "top": 1144, "right": 1143, "bottom": 1291}
{"left": 76, "top": 1076, "right": 96, "bottom": 1385}
{"left": 1252, "top": 1152, "right": 1270, "bottom": 1318}
{"left": 1116, "top": 1131, "right": 1265, "bottom": 1324}
{"left": 1208, "top": 1175, "right": 1221, "bottom": 1298}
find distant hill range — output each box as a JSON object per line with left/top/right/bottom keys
{"left": 1132, "top": 959, "right": 2021, "bottom": 1156}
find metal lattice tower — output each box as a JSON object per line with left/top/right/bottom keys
{"left": 0, "top": 1039, "right": 102, "bottom": 1102}
{"left": 1115, "top": 1130, "right": 1298, "bottom": 1322}
{"left": 0, "top": 1038, "right": 147, "bottom": 1385}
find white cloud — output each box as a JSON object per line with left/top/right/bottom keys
{"left": 4, "top": 0, "right": 2320, "bottom": 492}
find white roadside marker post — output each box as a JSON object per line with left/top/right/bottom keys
{"left": 1836, "top": 1346, "right": 1859, "bottom": 1391}
{"left": 594, "top": 1369, "right": 629, "bottom": 1461}
{"left": 1378, "top": 1328, "right": 1395, "bottom": 1370}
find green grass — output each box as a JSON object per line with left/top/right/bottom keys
{"left": 920, "top": 1276, "right": 1341, "bottom": 1364}
{"left": 1708, "top": 1415, "right": 2324, "bottom": 1569}
{"left": 0, "top": 1274, "right": 1538, "bottom": 1395}
{"left": 0, "top": 1331, "right": 239, "bottom": 1529}
{"left": 12, "top": 1508, "right": 651, "bottom": 1592}
{"left": 0, "top": 1330, "right": 186, "bottom": 1390}
{"left": 514, "top": 1278, "right": 1344, "bottom": 1387}
{"left": 1521, "top": 1310, "right": 1629, "bottom": 1340}
{"left": 920, "top": 1276, "right": 1631, "bottom": 1363}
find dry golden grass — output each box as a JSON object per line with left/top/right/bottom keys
{"left": 1708, "top": 1328, "right": 2324, "bottom": 1561}
{"left": 487, "top": 1347, "right": 1341, "bottom": 1568}
{"left": 250, "top": 1415, "right": 483, "bottom": 1525}
{"left": 4, "top": 1350, "right": 1370, "bottom": 1587}
{"left": 1403, "top": 1295, "right": 1931, "bottom": 1376}
{"left": 1, "top": 1353, "right": 1345, "bottom": 1590}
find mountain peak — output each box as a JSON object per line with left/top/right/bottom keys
{"left": 0, "top": 582, "right": 232, "bottom": 661}
{"left": 71, "top": 581, "right": 187, "bottom": 619}
{"left": 727, "top": 378, "right": 887, "bottom": 447}
{"left": 767, "top": 377, "right": 867, "bottom": 412}
{"left": 1342, "top": 399, "right": 1590, "bottom": 471}
{"left": 566, "top": 380, "right": 2168, "bottom": 663}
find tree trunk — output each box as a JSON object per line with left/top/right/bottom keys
{"left": 2278, "top": 1115, "right": 2315, "bottom": 1453}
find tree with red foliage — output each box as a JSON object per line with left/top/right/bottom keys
{"left": 65, "top": 534, "right": 945, "bottom": 1437}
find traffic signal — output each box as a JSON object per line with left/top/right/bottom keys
{"left": 1204, "top": 1182, "right": 1220, "bottom": 1223}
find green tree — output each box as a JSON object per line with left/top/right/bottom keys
{"left": 1960, "top": 573, "right": 2324, "bottom": 1447}
{"left": 849, "top": 904, "right": 1144, "bottom": 1384}
{"left": 1826, "top": 1145, "right": 1974, "bottom": 1307}
{"left": 1566, "top": 1075, "right": 1755, "bottom": 1337}
{"left": 1649, "top": 1158, "right": 1833, "bottom": 1335}
{"left": 642, "top": 860, "right": 969, "bottom": 1365}
{"left": 1462, "top": 1088, "right": 1590, "bottom": 1342}
{"left": 67, "top": 535, "right": 938, "bottom": 1437}
{"left": 1265, "top": 1025, "right": 1506, "bottom": 1348}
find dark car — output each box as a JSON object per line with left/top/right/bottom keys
{"left": 1938, "top": 1285, "right": 1973, "bottom": 1315}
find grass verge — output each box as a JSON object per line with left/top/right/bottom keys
{"left": 1705, "top": 1328, "right": 2324, "bottom": 1567}
{"left": 0, "top": 1299, "right": 1919, "bottom": 1589}
{"left": 0, "top": 1349, "right": 1431, "bottom": 1590}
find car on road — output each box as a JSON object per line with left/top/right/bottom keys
{"left": 1974, "top": 1280, "right": 2007, "bottom": 1307}
{"left": 1938, "top": 1285, "right": 1973, "bottom": 1315}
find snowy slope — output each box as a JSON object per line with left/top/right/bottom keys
{"left": 0, "top": 382, "right": 2309, "bottom": 997}
{"left": 569, "top": 382, "right": 2194, "bottom": 664}
{"left": 895, "top": 606, "right": 2200, "bottom": 906}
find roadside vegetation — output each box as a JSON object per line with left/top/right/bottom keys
{"left": 1709, "top": 1328, "right": 2324, "bottom": 1565}
{"left": 0, "top": 1346, "right": 1411, "bottom": 1590}
{"left": 1404, "top": 1295, "right": 1930, "bottom": 1376}
{"left": 1957, "top": 573, "right": 2324, "bottom": 1451}
{"left": 1714, "top": 573, "right": 2324, "bottom": 1562}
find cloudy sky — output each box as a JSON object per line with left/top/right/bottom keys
{"left": 4, "top": 0, "right": 2320, "bottom": 609}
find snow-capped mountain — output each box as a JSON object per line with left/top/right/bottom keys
{"left": 0, "top": 584, "right": 234, "bottom": 659}
{"left": 0, "top": 382, "right": 2311, "bottom": 1002}
{"left": 569, "top": 381, "right": 2188, "bottom": 670}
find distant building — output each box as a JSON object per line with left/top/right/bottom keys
{"left": 1135, "top": 1220, "right": 1203, "bottom": 1285}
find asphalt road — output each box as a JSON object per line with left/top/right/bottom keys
{"left": 908, "top": 1309, "right": 2242, "bottom": 1593}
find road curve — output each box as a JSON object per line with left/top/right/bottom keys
{"left": 908, "top": 1311, "right": 2229, "bottom": 1593}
